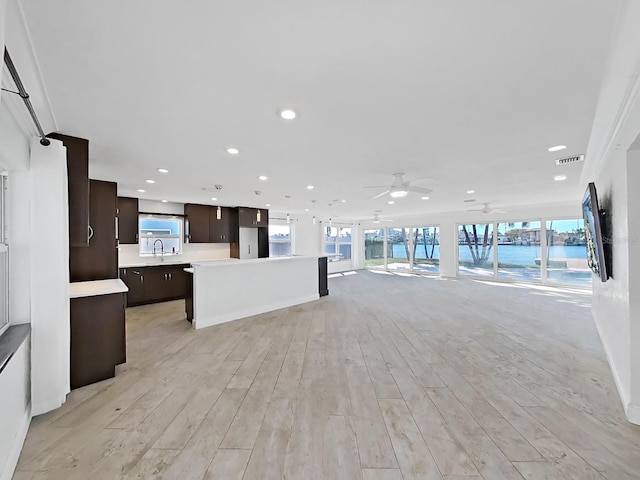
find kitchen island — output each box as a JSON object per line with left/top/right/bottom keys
{"left": 189, "top": 255, "right": 327, "bottom": 329}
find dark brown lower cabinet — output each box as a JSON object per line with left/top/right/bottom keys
{"left": 70, "top": 293, "right": 126, "bottom": 389}
{"left": 185, "top": 272, "right": 193, "bottom": 323}
{"left": 318, "top": 256, "right": 329, "bottom": 297}
{"left": 120, "top": 264, "right": 189, "bottom": 307}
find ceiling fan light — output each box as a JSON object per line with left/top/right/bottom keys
{"left": 389, "top": 189, "right": 408, "bottom": 198}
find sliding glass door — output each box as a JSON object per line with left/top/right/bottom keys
{"left": 496, "top": 221, "right": 542, "bottom": 282}
{"left": 411, "top": 226, "right": 440, "bottom": 273}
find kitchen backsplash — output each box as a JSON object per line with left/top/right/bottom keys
{"left": 118, "top": 243, "right": 230, "bottom": 267}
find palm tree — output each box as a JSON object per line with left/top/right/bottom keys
{"left": 462, "top": 224, "right": 492, "bottom": 266}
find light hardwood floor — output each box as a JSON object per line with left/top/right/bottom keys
{"left": 14, "top": 270, "right": 640, "bottom": 479}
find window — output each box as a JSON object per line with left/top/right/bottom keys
{"left": 496, "top": 221, "right": 542, "bottom": 281}
{"left": 411, "top": 226, "right": 440, "bottom": 273}
{"left": 269, "top": 224, "right": 291, "bottom": 257}
{"left": 546, "top": 219, "right": 591, "bottom": 286}
{"left": 324, "top": 226, "right": 351, "bottom": 262}
{"left": 364, "top": 229, "right": 385, "bottom": 269}
{"left": 386, "top": 227, "right": 411, "bottom": 271}
{"left": 138, "top": 214, "right": 183, "bottom": 256}
{"left": 0, "top": 173, "right": 8, "bottom": 333}
{"left": 458, "top": 223, "right": 494, "bottom": 276}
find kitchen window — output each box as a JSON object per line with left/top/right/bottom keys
{"left": 324, "top": 226, "right": 352, "bottom": 262}
{"left": 138, "top": 214, "right": 183, "bottom": 256}
{"left": 269, "top": 224, "right": 291, "bottom": 257}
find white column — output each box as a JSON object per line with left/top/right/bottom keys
{"left": 29, "top": 138, "right": 70, "bottom": 415}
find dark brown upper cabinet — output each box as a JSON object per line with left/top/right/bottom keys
{"left": 117, "top": 196, "right": 139, "bottom": 244}
{"left": 238, "top": 207, "right": 269, "bottom": 228}
{"left": 184, "top": 203, "right": 211, "bottom": 243}
{"left": 210, "top": 206, "right": 238, "bottom": 243}
{"left": 70, "top": 180, "right": 118, "bottom": 282}
{"left": 48, "top": 133, "right": 90, "bottom": 247}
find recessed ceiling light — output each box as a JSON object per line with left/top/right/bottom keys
{"left": 157, "top": 168, "right": 169, "bottom": 173}
{"left": 341, "top": 199, "right": 346, "bottom": 203}
{"left": 554, "top": 175, "right": 567, "bottom": 182}
{"left": 226, "top": 147, "right": 240, "bottom": 155}
{"left": 146, "top": 179, "right": 155, "bottom": 184}
{"left": 161, "top": 199, "right": 168, "bottom": 203}
{"left": 265, "top": 203, "right": 271, "bottom": 207}
{"left": 280, "top": 109, "right": 296, "bottom": 120}
{"left": 421, "top": 196, "right": 430, "bottom": 200}
{"left": 466, "top": 189, "right": 475, "bottom": 194}
{"left": 305, "top": 208, "right": 309, "bottom": 211}
{"left": 137, "top": 189, "right": 146, "bottom": 193}
{"left": 548, "top": 145, "right": 567, "bottom": 152}
{"left": 388, "top": 200, "right": 395, "bottom": 205}
{"left": 258, "top": 175, "right": 268, "bottom": 181}
{"left": 211, "top": 197, "right": 217, "bottom": 201}
{"left": 306, "top": 185, "right": 314, "bottom": 190}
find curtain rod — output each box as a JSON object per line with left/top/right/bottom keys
{"left": 2, "top": 48, "right": 50, "bottom": 146}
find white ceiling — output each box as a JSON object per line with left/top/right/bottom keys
{"left": 19, "top": 0, "right": 619, "bottom": 222}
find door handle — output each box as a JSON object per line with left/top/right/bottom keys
{"left": 248, "top": 244, "right": 251, "bottom": 255}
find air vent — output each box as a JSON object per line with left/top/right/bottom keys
{"left": 555, "top": 154, "right": 584, "bottom": 166}
{"left": 464, "top": 199, "right": 476, "bottom": 203}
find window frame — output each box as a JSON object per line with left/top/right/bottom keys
{"left": 324, "top": 225, "right": 352, "bottom": 262}
{"left": 268, "top": 223, "right": 292, "bottom": 257}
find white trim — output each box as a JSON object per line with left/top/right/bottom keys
{"left": 0, "top": 404, "right": 30, "bottom": 480}
{"left": 31, "top": 395, "right": 66, "bottom": 418}
{"left": 626, "top": 402, "right": 640, "bottom": 425}
{"left": 194, "top": 293, "right": 319, "bottom": 330}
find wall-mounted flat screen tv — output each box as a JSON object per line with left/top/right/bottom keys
{"left": 582, "top": 182, "right": 608, "bottom": 282}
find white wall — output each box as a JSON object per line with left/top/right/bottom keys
{"left": 581, "top": 0, "right": 640, "bottom": 424}
{"left": 627, "top": 149, "right": 640, "bottom": 419}
{"left": 0, "top": 339, "right": 30, "bottom": 480}
{"left": 0, "top": 2, "right": 69, "bottom": 478}
{"left": 590, "top": 148, "right": 631, "bottom": 414}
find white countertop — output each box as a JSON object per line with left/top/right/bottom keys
{"left": 119, "top": 258, "right": 192, "bottom": 268}
{"left": 192, "top": 255, "right": 320, "bottom": 268}
{"left": 69, "top": 279, "right": 129, "bottom": 299}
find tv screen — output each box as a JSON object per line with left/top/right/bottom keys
{"left": 582, "top": 182, "right": 608, "bottom": 282}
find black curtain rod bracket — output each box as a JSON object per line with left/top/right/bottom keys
{"left": 3, "top": 47, "right": 50, "bottom": 146}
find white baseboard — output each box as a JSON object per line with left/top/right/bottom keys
{"left": 625, "top": 402, "right": 640, "bottom": 425}
{"left": 1, "top": 404, "right": 31, "bottom": 480}
{"left": 31, "top": 394, "right": 66, "bottom": 417}
{"left": 194, "top": 294, "right": 319, "bottom": 329}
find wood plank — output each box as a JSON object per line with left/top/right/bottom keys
{"left": 378, "top": 399, "right": 442, "bottom": 480}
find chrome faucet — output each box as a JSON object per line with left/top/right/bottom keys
{"left": 153, "top": 239, "right": 164, "bottom": 257}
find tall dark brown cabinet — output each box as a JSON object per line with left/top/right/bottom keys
{"left": 47, "top": 133, "right": 90, "bottom": 247}
{"left": 70, "top": 180, "right": 118, "bottom": 282}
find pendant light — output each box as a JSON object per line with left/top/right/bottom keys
{"left": 311, "top": 199, "right": 317, "bottom": 225}
{"left": 216, "top": 205, "right": 221, "bottom": 220}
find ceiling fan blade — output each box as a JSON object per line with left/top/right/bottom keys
{"left": 371, "top": 190, "right": 390, "bottom": 199}
{"left": 407, "top": 176, "right": 435, "bottom": 184}
{"left": 406, "top": 186, "right": 433, "bottom": 194}
{"left": 492, "top": 209, "right": 507, "bottom": 214}
{"left": 380, "top": 218, "right": 394, "bottom": 222}
{"left": 364, "top": 185, "right": 390, "bottom": 189}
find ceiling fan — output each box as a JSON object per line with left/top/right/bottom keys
{"left": 369, "top": 212, "right": 394, "bottom": 224}
{"left": 467, "top": 203, "right": 506, "bottom": 214}
{"left": 365, "top": 173, "right": 434, "bottom": 199}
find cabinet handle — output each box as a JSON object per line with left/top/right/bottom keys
{"left": 140, "top": 275, "right": 144, "bottom": 283}
{"left": 169, "top": 273, "right": 172, "bottom": 280}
